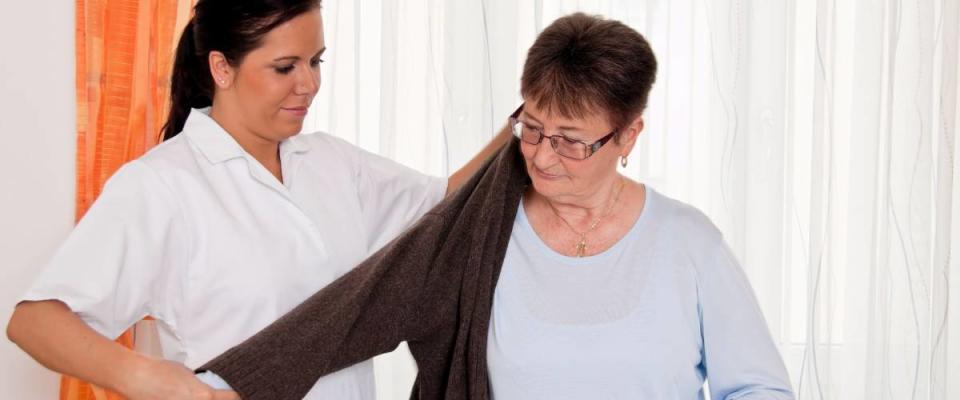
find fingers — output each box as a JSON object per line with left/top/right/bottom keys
{"left": 212, "top": 390, "right": 240, "bottom": 400}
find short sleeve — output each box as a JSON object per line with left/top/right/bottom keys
{"left": 20, "top": 160, "right": 188, "bottom": 340}
{"left": 354, "top": 148, "right": 446, "bottom": 252}
{"left": 695, "top": 237, "right": 794, "bottom": 399}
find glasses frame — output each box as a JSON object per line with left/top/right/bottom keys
{"left": 509, "top": 104, "right": 617, "bottom": 160}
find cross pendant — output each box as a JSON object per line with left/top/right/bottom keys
{"left": 575, "top": 240, "right": 587, "bottom": 257}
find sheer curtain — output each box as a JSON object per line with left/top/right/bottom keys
{"left": 308, "top": 1, "right": 960, "bottom": 399}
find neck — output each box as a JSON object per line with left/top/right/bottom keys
{"left": 532, "top": 175, "right": 628, "bottom": 257}
{"left": 538, "top": 175, "right": 625, "bottom": 222}
{"left": 209, "top": 101, "right": 283, "bottom": 181}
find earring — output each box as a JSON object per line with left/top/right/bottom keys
{"left": 620, "top": 155, "right": 628, "bottom": 168}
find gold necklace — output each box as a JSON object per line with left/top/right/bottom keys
{"left": 546, "top": 178, "right": 626, "bottom": 257}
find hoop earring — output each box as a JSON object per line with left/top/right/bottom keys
{"left": 620, "top": 155, "right": 628, "bottom": 168}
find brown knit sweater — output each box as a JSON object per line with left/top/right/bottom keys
{"left": 200, "top": 138, "right": 529, "bottom": 399}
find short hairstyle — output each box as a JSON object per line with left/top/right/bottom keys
{"left": 521, "top": 12, "right": 658, "bottom": 140}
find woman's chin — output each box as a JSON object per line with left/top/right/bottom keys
{"left": 273, "top": 121, "right": 305, "bottom": 137}
{"left": 529, "top": 176, "right": 567, "bottom": 198}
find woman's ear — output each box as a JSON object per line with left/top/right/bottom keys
{"left": 618, "top": 114, "right": 645, "bottom": 157}
{"left": 208, "top": 51, "right": 235, "bottom": 90}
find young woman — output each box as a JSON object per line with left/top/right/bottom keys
{"left": 6, "top": 1, "right": 509, "bottom": 399}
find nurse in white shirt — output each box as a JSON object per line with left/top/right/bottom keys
{"left": 5, "top": 1, "right": 509, "bottom": 399}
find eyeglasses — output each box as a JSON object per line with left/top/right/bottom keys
{"left": 509, "top": 105, "right": 617, "bottom": 160}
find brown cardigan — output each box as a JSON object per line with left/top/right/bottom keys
{"left": 200, "top": 138, "right": 529, "bottom": 399}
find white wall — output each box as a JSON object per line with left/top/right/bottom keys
{"left": 0, "top": 1, "right": 75, "bottom": 398}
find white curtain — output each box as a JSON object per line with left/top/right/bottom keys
{"left": 307, "top": 1, "right": 960, "bottom": 399}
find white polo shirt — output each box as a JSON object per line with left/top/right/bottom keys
{"left": 21, "top": 108, "right": 446, "bottom": 399}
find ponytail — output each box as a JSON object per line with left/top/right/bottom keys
{"left": 161, "top": 19, "right": 213, "bottom": 140}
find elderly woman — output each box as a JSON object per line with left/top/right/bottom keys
{"left": 200, "top": 12, "right": 794, "bottom": 400}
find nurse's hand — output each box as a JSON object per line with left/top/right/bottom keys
{"left": 121, "top": 356, "right": 239, "bottom": 400}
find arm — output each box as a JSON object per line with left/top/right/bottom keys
{"left": 697, "top": 240, "right": 795, "bottom": 399}
{"left": 7, "top": 162, "right": 236, "bottom": 400}
{"left": 446, "top": 123, "right": 513, "bottom": 195}
{"left": 7, "top": 300, "right": 236, "bottom": 400}
{"left": 354, "top": 122, "right": 512, "bottom": 251}
{"left": 351, "top": 119, "right": 513, "bottom": 253}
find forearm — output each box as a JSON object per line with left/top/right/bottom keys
{"left": 446, "top": 123, "right": 513, "bottom": 195}
{"left": 7, "top": 300, "right": 143, "bottom": 395}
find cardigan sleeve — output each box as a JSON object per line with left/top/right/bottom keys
{"left": 198, "top": 206, "right": 461, "bottom": 399}
{"left": 199, "top": 139, "right": 527, "bottom": 400}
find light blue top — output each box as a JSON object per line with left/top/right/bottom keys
{"left": 486, "top": 187, "right": 795, "bottom": 400}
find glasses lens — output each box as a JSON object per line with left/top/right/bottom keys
{"left": 552, "top": 136, "right": 588, "bottom": 160}
{"left": 510, "top": 120, "right": 524, "bottom": 138}
{"left": 516, "top": 122, "right": 542, "bottom": 145}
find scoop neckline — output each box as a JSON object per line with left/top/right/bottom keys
{"left": 515, "top": 184, "right": 658, "bottom": 265}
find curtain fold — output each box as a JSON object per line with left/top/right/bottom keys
{"left": 68, "top": 1, "right": 192, "bottom": 399}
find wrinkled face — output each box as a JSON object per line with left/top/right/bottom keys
{"left": 223, "top": 9, "right": 325, "bottom": 141}
{"left": 518, "top": 98, "right": 635, "bottom": 203}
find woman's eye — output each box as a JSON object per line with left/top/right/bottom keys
{"left": 560, "top": 135, "right": 580, "bottom": 144}
{"left": 310, "top": 58, "right": 324, "bottom": 67}
{"left": 275, "top": 65, "right": 295, "bottom": 74}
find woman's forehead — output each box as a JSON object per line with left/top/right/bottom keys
{"left": 522, "top": 98, "right": 611, "bottom": 131}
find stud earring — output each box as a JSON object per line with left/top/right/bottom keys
{"left": 620, "top": 155, "right": 628, "bottom": 168}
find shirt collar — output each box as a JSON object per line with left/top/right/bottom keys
{"left": 183, "top": 108, "right": 246, "bottom": 164}
{"left": 279, "top": 131, "right": 311, "bottom": 160}
{"left": 183, "top": 108, "right": 311, "bottom": 164}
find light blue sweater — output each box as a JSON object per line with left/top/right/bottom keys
{"left": 486, "top": 188, "right": 795, "bottom": 399}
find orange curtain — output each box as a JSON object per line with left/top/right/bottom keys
{"left": 67, "top": 0, "right": 193, "bottom": 399}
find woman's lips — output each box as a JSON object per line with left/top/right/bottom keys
{"left": 282, "top": 107, "right": 309, "bottom": 117}
{"left": 533, "top": 166, "right": 562, "bottom": 180}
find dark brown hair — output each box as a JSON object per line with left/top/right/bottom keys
{"left": 161, "top": 0, "right": 322, "bottom": 140}
{"left": 521, "top": 13, "right": 657, "bottom": 139}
